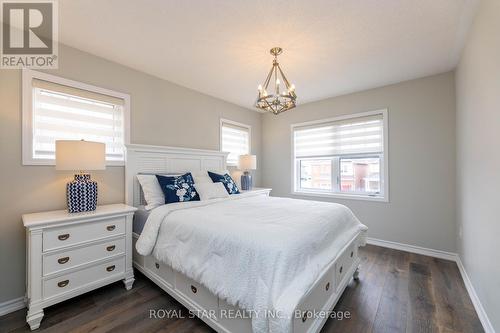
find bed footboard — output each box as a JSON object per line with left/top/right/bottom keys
{"left": 132, "top": 231, "right": 365, "bottom": 333}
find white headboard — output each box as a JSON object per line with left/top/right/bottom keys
{"left": 125, "top": 144, "right": 228, "bottom": 207}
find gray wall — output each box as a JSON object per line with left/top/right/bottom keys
{"left": 456, "top": 0, "right": 500, "bottom": 330}
{"left": 0, "top": 44, "right": 262, "bottom": 303}
{"left": 2, "top": 15, "right": 497, "bottom": 329}
{"left": 262, "top": 72, "right": 457, "bottom": 252}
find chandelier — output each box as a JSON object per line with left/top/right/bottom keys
{"left": 255, "top": 47, "right": 297, "bottom": 115}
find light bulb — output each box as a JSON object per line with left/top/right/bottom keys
{"left": 290, "top": 84, "right": 295, "bottom": 91}
{"left": 276, "top": 78, "right": 281, "bottom": 85}
{"left": 258, "top": 84, "right": 262, "bottom": 91}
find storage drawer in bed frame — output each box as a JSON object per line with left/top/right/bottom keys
{"left": 132, "top": 232, "right": 365, "bottom": 333}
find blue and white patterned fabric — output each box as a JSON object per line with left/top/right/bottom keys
{"left": 67, "top": 173, "right": 98, "bottom": 213}
{"left": 208, "top": 171, "right": 240, "bottom": 194}
{"left": 156, "top": 173, "right": 200, "bottom": 204}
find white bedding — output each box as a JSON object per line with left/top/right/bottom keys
{"left": 136, "top": 193, "right": 367, "bottom": 333}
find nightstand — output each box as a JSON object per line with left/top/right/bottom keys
{"left": 22, "top": 204, "right": 137, "bottom": 330}
{"left": 240, "top": 187, "right": 272, "bottom": 196}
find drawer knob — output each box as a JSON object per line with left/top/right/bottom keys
{"left": 339, "top": 266, "right": 343, "bottom": 274}
{"left": 106, "top": 265, "right": 116, "bottom": 272}
{"left": 106, "top": 245, "right": 116, "bottom": 252}
{"left": 57, "top": 280, "right": 69, "bottom": 288}
{"left": 155, "top": 263, "right": 160, "bottom": 269}
{"left": 58, "top": 257, "right": 70, "bottom": 264}
{"left": 106, "top": 225, "right": 116, "bottom": 231}
{"left": 325, "top": 282, "right": 330, "bottom": 291}
{"left": 190, "top": 285, "right": 197, "bottom": 294}
{"left": 302, "top": 311, "right": 310, "bottom": 323}
{"left": 58, "top": 234, "right": 70, "bottom": 241}
{"left": 350, "top": 251, "right": 354, "bottom": 258}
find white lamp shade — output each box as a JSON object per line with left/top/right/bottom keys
{"left": 238, "top": 154, "right": 257, "bottom": 170}
{"left": 56, "top": 140, "right": 106, "bottom": 171}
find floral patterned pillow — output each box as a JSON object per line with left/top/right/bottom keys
{"left": 156, "top": 173, "right": 200, "bottom": 204}
{"left": 207, "top": 171, "right": 240, "bottom": 194}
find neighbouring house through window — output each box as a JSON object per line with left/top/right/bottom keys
{"left": 292, "top": 110, "right": 388, "bottom": 201}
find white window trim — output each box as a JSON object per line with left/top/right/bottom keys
{"left": 290, "top": 109, "right": 389, "bottom": 203}
{"left": 22, "top": 69, "right": 130, "bottom": 166}
{"left": 219, "top": 118, "right": 251, "bottom": 166}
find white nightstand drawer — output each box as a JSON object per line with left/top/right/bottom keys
{"left": 43, "top": 237, "right": 125, "bottom": 276}
{"left": 43, "top": 257, "right": 125, "bottom": 299}
{"left": 43, "top": 217, "right": 125, "bottom": 251}
{"left": 24, "top": 204, "right": 136, "bottom": 330}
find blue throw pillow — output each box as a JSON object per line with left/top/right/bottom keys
{"left": 156, "top": 173, "right": 200, "bottom": 204}
{"left": 207, "top": 171, "right": 240, "bottom": 194}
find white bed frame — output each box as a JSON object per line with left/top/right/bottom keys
{"left": 125, "top": 144, "right": 366, "bottom": 333}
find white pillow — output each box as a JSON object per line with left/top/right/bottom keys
{"left": 194, "top": 182, "right": 230, "bottom": 201}
{"left": 191, "top": 170, "right": 212, "bottom": 184}
{"left": 191, "top": 170, "right": 230, "bottom": 184}
{"left": 136, "top": 175, "right": 165, "bottom": 210}
{"left": 138, "top": 171, "right": 231, "bottom": 209}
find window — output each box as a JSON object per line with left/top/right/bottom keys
{"left": 292, "top": 110, "right": 388, "bottom": 201}
{"left": 220, "top": 119, "right": 251, "bottom": 166}
{"left": 22, "top": 70, "right": 130, "bottom": 166}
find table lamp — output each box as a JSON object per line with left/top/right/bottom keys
{"left": 238, "top": 154, "right": 256, "bottom": 190}
{"left": 56, "top": 140, "right": 106, "bottom": 213}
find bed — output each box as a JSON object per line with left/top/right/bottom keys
{"left": 125, "top": 144, "right": 367, "bottom": 333}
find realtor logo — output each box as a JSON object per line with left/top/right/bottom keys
{"left": 1, "top": 0, "right": 58, "bottom": 68}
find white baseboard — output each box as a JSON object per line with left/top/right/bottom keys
{"left": 367, "top": 237, "right": 495, "bottom": 333}
{"left": 455, "top": 257, "right": 496, "bottom": 333}
{"left": 366, "top": 237, "right": 458, "bottom": 261}
{"left": 0, "top": 239, "right": 495, "bottom": 333}
{"left": 0, "top": 296, "right": 26, "bottom": 317}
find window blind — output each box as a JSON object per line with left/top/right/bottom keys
{"left": 294, "top": 114, "right": 384, "bottom": 158}
{"left": 221, "top": 121, "right": 250, "bottom": 165}
{"left": 32, "top": 79, "right": 125, "bottom": 161}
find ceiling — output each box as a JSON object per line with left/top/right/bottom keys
{"left": 58, "top": 0, "right": 479, "bottom": 111}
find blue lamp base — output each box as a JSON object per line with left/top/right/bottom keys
{"left": 241, "top": 171, "right": 253, "bottom": 191}
{"left": 66, "top": 174, "right": 98, "bottom": 213}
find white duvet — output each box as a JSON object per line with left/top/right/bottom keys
{"left": 136, "top": 193, "right": 367, "bottom": 333}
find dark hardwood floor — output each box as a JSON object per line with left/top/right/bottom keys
{"left": 0, "top": 245, "right": 484, "bottom": 333}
